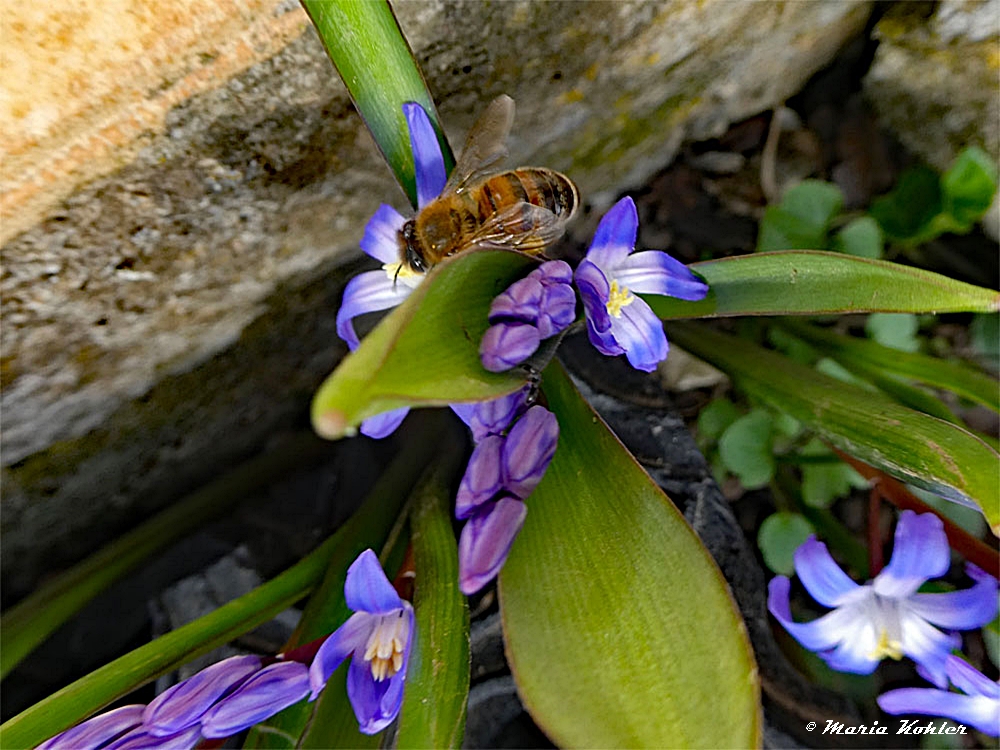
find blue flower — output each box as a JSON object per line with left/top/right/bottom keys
{"left": 479, "top": 260, "right": 577, "bottom": 372}
{"left": 878, "top": 655, "right": 1000, "bottom": 736}
{"left": 36, "top": 705, "right": 146, "bottom": 750}
{"left": 199, "top": 661, "right": 311, "bottom": 738}
{"left": 455, "top": 403, "right": 559, "bottom": 594}
{"left": 335, "top": 102, "right": 447, "bottom": 438}
{"left": 768, "top": 511, "right": 998, "bottom": 687}
{"left": 574, "top": 196, "right": 708, "bottom": 372}
{"left": 308, "top": 549, "right": 415, "bottom": 734}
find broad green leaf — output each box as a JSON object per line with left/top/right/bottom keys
{"left": 301, "top": 0, "right": 453, "bottom": 208}
{"left": 646, "top": 251, "right": 1000, "bottom": 320}
{"left": 0, "top": 435, "right": 331, "bottom": 679}
{"left": 869, "top": 165, "right": 943, "bottom": 244}
{"left": 696, "top": 398, "right": 741, "bottom": 443}
{"left": 757, "top": 513, "right": 815, "bottom": 575}
{"left": 832, "top": 216, "right": 883, "bottom": 259}
{"left": 394, "top": 449, "right": 470, "bottom": 748}
{"left": 941, "top": 146, "right": 998, "bottom": 227}
{"left": 500, "top": 362, "right": 760, "bottom": 748}
{"left": 668, "top": 322, "right": 1000, "bottom": 531}
{"left": 757, "top": 180, "right": 843, "bottom": 252}
{"left": 1, "top": 425, "right": 439, "bottom": 750}
{"left": 718, "top": 411, "right": 775, "bottom": 489}
{"left": 312, "top": 251, "right": 533, "bottom": 439}
{"left": 865, "top": 312, "right": 921, "bottom": 353}
{"left": 780, "top": 319, "right": 998, "bottom": 412}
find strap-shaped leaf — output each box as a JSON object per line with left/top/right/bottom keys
{"left": 500, "top": 362, "right": 761, "bottom": 748}
{"left": 312, "top": 251, "right": 533, "bottom": 439}
{"left": 301, "top": 0, "right": 453, "bottom": 208}
{"left": 646, "top": 251, "right": 999, "bottom": 319}
{"left": 668, "top": 322, "right": 1000, "bottom": 532}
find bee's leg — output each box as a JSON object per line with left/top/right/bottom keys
{"left": 520, "top": 364, "right": 542, "bottom": 405}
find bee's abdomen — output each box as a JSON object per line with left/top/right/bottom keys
{"left": 478, "top": 169, "right": 579, "bottom": 223}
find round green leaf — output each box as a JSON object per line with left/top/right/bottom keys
{"left": 718, "top": 411, "right": 775, "bottom": 489}
{"left": 500, "top": 362, "right": 760, "bottom": 748}
{"left": 757, "top": 513, "right": 815, "bottom": 575}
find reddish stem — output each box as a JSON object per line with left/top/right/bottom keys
{"left": 835, "top": 449, "right": 999, "bottom": 574}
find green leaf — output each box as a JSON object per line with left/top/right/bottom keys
{"left": 832, "top": 216, "right": 883, "bottom": 259}
{"left": 757, "top": 180, "right": 843, "bottom": 252}
{"left": 394, "top": 451, "right": 470, "bottom": 748}
{"left": 301, "top": 0, "right": 454, "bottom": 208}
{"left": 1, "top": 424, "right": 441, "bottom": 750}
{"left": 696, "top": 398, "right": 742, "bottom": 443}
{"left": 799, "top": 440, "right": 865, "bottom": 509}
{"left": 667, "top": 322, "right": 1000, "bottom": 532}
{"left": 645, "top": 251, "right": 1000, "bottom": 320}
{"left": 718, "top": 411, "right": 775, "bottom": 489}
{"left": 865, "top": 312, "right": 921, "bottom": 353}
{"left": 500, "top": 362, "right": 760, "bottom": 748}
{"left": 869, "top": 165, "right": 943, "bottom": 244}
{"left": 312, "top": 251, "right": 533, "bottom": 439}
{"left": 971, "top": 313, "right": 1000, "bottom": 363}
{"left": 0, "top": 435, "right": 331, "bottom": 679}
{"left": 779, "top": 319, "right": 998, "bottom": 413}
{"left": 757, "top": 513, "right": 815, "bottom": 575}
{"left": 941, "top": 146, "right": 998, "bottom": 228}
{"left": 984, "top": 616, "right": 1000, "bottom": 670}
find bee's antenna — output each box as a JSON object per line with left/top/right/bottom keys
{"left": 394, "top": 263, "right": 402, "bottom": 289}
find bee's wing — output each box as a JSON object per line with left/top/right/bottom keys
{"left": 466, "top": 202, "right": 568, "bottom": 255}
{"left": 443, "top": 95, "right": 515, "bottom": 193}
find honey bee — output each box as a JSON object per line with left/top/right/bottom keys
{"left": 400, "top": 95, "right": 579, "bottom": 272}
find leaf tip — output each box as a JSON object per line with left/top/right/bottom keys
{"left": 313, "top": 408, "right": 353, "bottom": 440}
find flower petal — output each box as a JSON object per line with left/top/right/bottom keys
{"left": 586, "top": 196, "right": 637, "bottom": 271}
{"left": 456, "top": 434, "right": 505, "bottom": 519}
{"left": 575, "top": 259, "right": 612, "bottom": 334}
{"left": 480, "top": 323, "right": 541, "bottom": 372}
{"left": 458, "top": 496, "right": 528, "bottom": 595}
{"left": 609, "top": 296, "right": 668, "bottom": 372}
{"left": 947, "top": 655, "right": 1000, "bottom": 700}
{"left": 200, "top": 661, "right": 310, "bottom": 739}
{"left": 360, "top": 408, "right": 410, "bottom": 439}
{"left": 488, "top": 276, "right": 543, "bottom": 325}
{"left": 502, "top": 405, "right": 558, "bottom": 499}
{"left": 614, "top": 250, "right": 708, "bottom": 301}
{"left": 336, "top": 270, "right": 414, "bottom": 350}
{"left": 349, "top": 602, "right": 414, "bottom": 735}
{"left": 584, "top": 314, "right": 624, "bottom": 357}
{"left": 346, "top": 644, "right": 394, "bottom": 734}
{"left": 143, "top": 654, "right": 262, "bottom": 735}
{"left": 767, "top": 576, "right": 866, "bottom": 654}
{"left": 403, "top": 102, "right": 447, "bottom": 208}
{"left": 309, "top": 612, "right": 374, "bottom": 698}
{"left": 360, "top": 204, "right": 406, "bottom": 264}
{"left": 898, "top": 611, "right": 961, "bottom": 688}
{"left": 792, "top": 536, "right": 860, "bottom": 607}
{"left": 879, "top": 687, "right": 1000, "bottom": 737}
{"left": 908, "top": 570, "right": 998, "bottom": 631}
{"left": 102, "top": 725, "right": 202, "bottom": 750}
{"left": 344, "top": 549, "right": 403, "bottom": 615}
{"left": 450, "top": 389, "right": 529, "bottom": 442}
{"left": 536, "top": 282, "right": 577, "bottom": 339}
{"left": 873, "top": 511, "right": 950, "bottom": 599}
{"left": 530, "top": 259, "right": 573, "bottom": 286}
{"left": 37, "top": 705, "right": 145, "bottom": 750}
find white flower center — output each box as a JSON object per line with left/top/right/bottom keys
{"left": 865, "top": 593, "right": 904, "bottom": 661}
{"left": 363, "top": 611, "right": 409, "bottom": 682}
{"left": 383, "top": 262, "right": 424, "bottom": 290}
{"left": 605, "top": 280, "right": 635, "bottom": 317}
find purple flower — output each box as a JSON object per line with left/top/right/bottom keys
{"left": 574, "top": 197, "right": 708, "bottom": 372}
{"left": 456, "top": 405, "right": 558, "bottom": 594}
{"left": 768, "top": 511, "right": 998, "bottom": 687}
{"left": 308, "top": 549, "right": 415, "bottom": 735}
{"left": 36, "top": 705, "right": 145, "bottom": 750}
{"left": 450, "top": 387, "right": 530, "bottom": 442}
{"left": 142, "top": 654, "right": 261, "bottom": 735}
{"left": 878, "top": 655, "right": 1000, "bottom": 736}
{"left": 101, "top": 725, "right": 202, "bottom": 750}
{"left": 199, "top": 661, "right": 311, "bottom": 739}
{"left": 335, "top": 102, "right": 447, "bottom": 439}
{"left": 480, "top": 261, "right": 577, "bottom": 372}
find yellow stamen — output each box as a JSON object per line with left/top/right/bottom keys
{"left": 605, "top": 280, "right": 635, "bottom": 318}
{"left": 363, "top": 612, "right": 409, "bottom": 682}
{"left": 383, "top": 262, "right": 422, "bottom": 284}
{"left": 869, "top": 629, "right": 904, "bottom": 661}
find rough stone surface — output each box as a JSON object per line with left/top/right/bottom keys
{"left": 2, "top": 1, "right": 871, "bottom": 594}
{"left": 864, "top": 0, "right": 1000, "bottom": 171}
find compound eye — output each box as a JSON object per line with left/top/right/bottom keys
{"left": 405, "top": 245, "right": 427, "bottom": 273}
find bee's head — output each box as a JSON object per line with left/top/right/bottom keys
{"left": 400, "top": 220, "right": 428, "bottom": 273}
